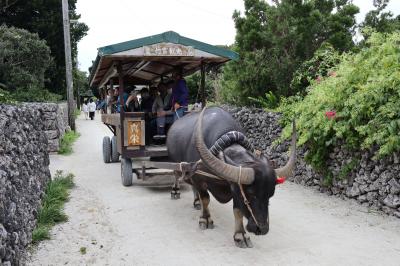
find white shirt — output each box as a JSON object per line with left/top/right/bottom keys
{"left": 82, "top": 104, "right": 88, "bottom": 113}
{"left": 88, "top": 102, "right": 96, "bottom": 112}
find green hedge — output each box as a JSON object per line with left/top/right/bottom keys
{"left": 279, "top": 31, "right": 400, "bottom": 170}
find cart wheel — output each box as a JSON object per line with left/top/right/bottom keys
{"left": 111, "top": 136, "right": 119, "bottom": 162}
{"left": 121, "top": 158, "right": 133, "bottom": 186}
{"left": 102, "top": 136, "right": 111, "bottom": 163}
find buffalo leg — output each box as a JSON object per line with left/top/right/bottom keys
{"left": 198, "top": 190, "right": 214, "bottom": 229}
{"left": 192, "top": 187, "right": 201, "bottom": 210}
{"left": 233, "top": 208, "right": 253, "bottom": 248}
{"left": 171, "top": 170, "right": 181, "bottom": 199}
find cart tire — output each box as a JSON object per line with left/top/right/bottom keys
{"left": 102, "top": 136, "right": 111, "bottom": 163}
{"left": 121, "top": 158, "right": 133, "bottom": 186}
{"left": 111, "top": 136, "right": 119, "bottom": 162}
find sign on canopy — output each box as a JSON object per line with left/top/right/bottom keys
{"left": 143, "top": 43, "right": 195, "bottom": 57}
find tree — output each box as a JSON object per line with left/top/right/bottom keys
{"left": 220, "top": 0, "right": 359, "bottom": 105}
{"left": 0, "top": 0, "right": 89, "bottom": 96}
{"left": 186, "top": 70, "right": 219, "bottom": 103}
{"left": 73, "top": 68, "right": 88, "bottom": 106}
{"left": 73, "top": 69, "right": 88, "bottom": 96}
{"left": 361, "top": 0, "right": 400, "bottom": 37}
{"left": 0, "top": 25, "right": 51, "bottom": 91}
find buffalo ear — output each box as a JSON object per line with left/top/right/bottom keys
{"left": 259, "top": 154, "right": 282, "bottom": 170}
{"left": 221, "top": 152, "right": 237, "bottom": 166}
{"left": 222, "top": 153, "right": 253, "bottom": 167}
{"left": 259, "top": 153, "right": 274, "bottom": 165}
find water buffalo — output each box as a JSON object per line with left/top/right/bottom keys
{"left": 167, "top": 107, "right": 296, "bottom": 248}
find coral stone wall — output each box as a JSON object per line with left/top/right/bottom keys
{"left": 33, "top": 102, "right": 68, "bottom": 152}
{"left": 222, "top": 105, "right": 400, "bottom": 218}
{"left": 0, "top": 104, "right": 51, "bottom": 265}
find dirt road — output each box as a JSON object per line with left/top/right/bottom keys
{"left": 28, "top": 114, "right": 400, "bottom": 266}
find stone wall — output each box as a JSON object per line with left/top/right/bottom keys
{"left": 0, "top": 104, "right": 51, "bottom": 265}
{"left": 24, "top": 102, "right": 68, "bottom": 152}
{"left": 221, "top": 105, "right": 400, "bottom": 218}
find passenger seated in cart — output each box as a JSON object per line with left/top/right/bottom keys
{"left": 152, "top": 82, "right": 173, "bottom": 137}
{"left": 109, "top": 87, "right": 119, "bottom": 113}
{"left": 139, "top": 87, "right": 157, "bottom": 143}
{"left": 139, "top": 87, "right": 154, "bottom": 113}
{"left": 106, "top": 89, "right": 113, "bottom": 114}
{"left": 125, "top": 89, "right": 140, "bottom": 112}
{"left": 171, "top": 71, "right": 189, "bottom": 121}
{"left": 116, "top": 86, "right": 131, "bottom": 113}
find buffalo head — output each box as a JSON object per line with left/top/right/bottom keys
{"left": 195, "top": 107, "right": 296, "bottom": 235}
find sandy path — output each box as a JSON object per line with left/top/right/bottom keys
{"left": 28, "top": 114, "right": 400, "bottom": 266}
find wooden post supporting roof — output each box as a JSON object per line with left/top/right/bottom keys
{"left": 109, "top": 79, "right": 113, "bottom": 92}
{"left": 200, "top": 63, "right": 206, "bottom": 108}
{"left": 117, "top": 61, "right": 125, "bottom": 155}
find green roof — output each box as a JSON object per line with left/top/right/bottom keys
{"left": 97, "top": 31, "right": 239, "bottom": 60}
{"left": 89, "top": 31, "right": 239, "bottom": 87}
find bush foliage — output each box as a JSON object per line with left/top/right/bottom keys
{"left": 12, "top": 87, "right": 63, "bottom": 102}
{"left": 0, "top": 25, "right": 51, "bottom": 91}
{"left": 0, "top": 88, "right": 16, "bottom": 104}
{"left": 290, "top": 43, "right": 341, "bottom": 96}
{"left": 0, "top": 25, "right": 63, "bottom": 103}
{"left": 279, "top": 31, "right": 400, "bottom": 169}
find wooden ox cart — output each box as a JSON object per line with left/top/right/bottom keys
{"left": 88, "top": 31, "right": 238, "bottom": 188}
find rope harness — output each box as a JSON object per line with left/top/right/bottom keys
{"left": 238, "top": 166, "right": 260, "bottom": 228}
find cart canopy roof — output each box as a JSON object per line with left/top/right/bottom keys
{"left": 89, "top": 31, "right": 238, "bottom": 88}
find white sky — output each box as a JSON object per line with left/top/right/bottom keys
{"left": 76, "top": 0, "right": 400, "bottom": 73}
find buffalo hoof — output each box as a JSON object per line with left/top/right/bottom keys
{"left": 170, "top": 192, "right": 180, "bottom": 199}
{"left": 233, "top": 232, "right": 253, "bottom": 248}
{"left": 193, "top": 199, "right": 201, "bottom": 210}
{"left": 199, "top": 217, "right": 214, "bottom": 230}
{"left": 170, "top": 189, "right": 180, "bottom": 200}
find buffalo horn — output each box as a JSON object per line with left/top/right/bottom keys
{"left": 274, "top": 120, "right": 297, "bottom": 178}
{"left": 195, "top": 107, "right": 255, "bottom": 184}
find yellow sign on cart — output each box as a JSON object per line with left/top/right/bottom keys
{"left": 127, "top": 121, "right": 142, "bottom": 146}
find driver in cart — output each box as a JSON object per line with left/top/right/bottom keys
{"left": 171, "top": 70, "right": 189, "bottom": 121}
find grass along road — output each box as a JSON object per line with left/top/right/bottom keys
{"left": 31, "top": 171, "right": 74, "bottom": 244}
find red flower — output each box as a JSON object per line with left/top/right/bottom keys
{"left": 325, "top": 110, "right": 336, "bottom": 120}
